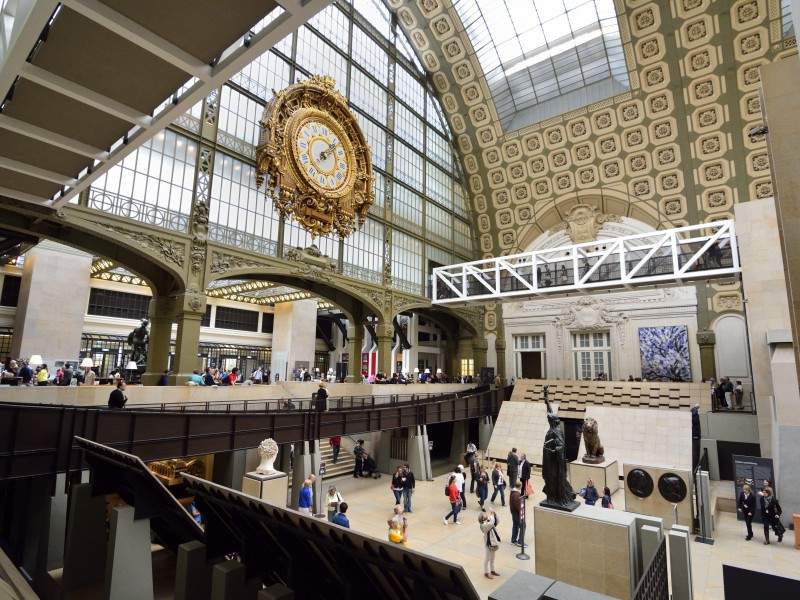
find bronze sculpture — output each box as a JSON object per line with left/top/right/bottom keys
{"left": 540, "top": 386, "right": 579, "bottom": 511}
{"left": 127, "top": 318, "right": 150, "bottom": 368}
{"left": 581, "top": 417, "right": 605, "bottom": 464}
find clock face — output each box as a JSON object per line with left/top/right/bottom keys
{"left": 295, "top": 119, "right": 351, "bottom": 192}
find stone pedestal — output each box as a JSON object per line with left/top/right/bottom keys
{"left": 242, "top": 471, "right": 288, "bottom": 506}
{"left": 104, "top": 506, "right": 153, "bottom": 600}
{"left": 534, "top": 504, "right": 638, "bottom": 599}
{"left": 569, "top": 458, "right": 619, "bottom": 495}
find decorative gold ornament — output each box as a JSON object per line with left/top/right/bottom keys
{"left": 255, "top": 75, "right": 374, "bottom": 238}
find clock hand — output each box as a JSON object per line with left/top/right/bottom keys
{"left": 318, "top": 140, "right": 339, "bottom": 162}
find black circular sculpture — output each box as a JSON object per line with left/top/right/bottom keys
{"left": 626, "top": 468, "right": 654, "bottom": 498}
{"left": 658, "top": 473, "right": 687, "bottom": 503}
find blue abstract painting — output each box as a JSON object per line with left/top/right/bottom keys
{"left": 638, "top": 326, "right": 692, "bottom": 382}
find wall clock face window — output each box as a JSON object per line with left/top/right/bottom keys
{"left": 255, "top": 75, "right": 374, "bottom": 239}
{"left": 626, "top": 468, "right": 654, "bottom": 498}
{"left": 295, "top": 118, "right": 352, "bottom": 192}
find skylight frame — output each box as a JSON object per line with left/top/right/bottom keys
{"left": 453, "top": 0, "right": 630, "bottom": 132}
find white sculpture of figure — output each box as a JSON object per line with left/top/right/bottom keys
{"left": 256, "top": 438, "right": 279, "bottom": 474}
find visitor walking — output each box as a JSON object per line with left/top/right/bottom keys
{"left": 315, "top": 382, "right": 328, "bottom": 411}
{"left": 509, "top": 482, "right": 522, "bottom": 545}
{"left": 325, "top": 486, "right": 343, "bottom": 522}
{"left": 735, "top": 380, "right": 744, "bottom": 410}
{"left": 506, "top": 448, "right": 519, "bottom": 489}
{"left": 298, "top": 479, "right": 313, "bottom": 515}
{"left": 328, "top": 435, "right": 341, "bottom": 463}
{"left": 332, "top": 502, "right": 350, "bottom": 528}
{"left": 443, "top": 475, "right": 462, "bottom": 525}
{"left": 579, "top": 479, "right": 599, "bottom": 506}
{"left": 108, "top": 380, "right": 128, "bottom": 409}
{"left": 469, "top": 455, "right": 480, "bottom": 494}
{"left": 479, "top": 509, "right": 501, "bottom": 580}
{"left": 490, "top": 463, "right": 506, "bottom": 506}
{"left": 601, "top": 486, "right": 614, "bottom": 509}
{"left": 388, "top": 505, "right": 408, "bottom": 543}
{"left": 760, "top": 486, "right": 784, "bottom": 544}
{"left": 402, "top": 464, "right": 415, "bottom": 513}
{"left": 519, "top": 453, "right": 532, "bottom": 497}
{"left": 737, "top": 483, "right": 755, "bottom": 540}
{"left": 353, "top": 439, "right": 366, "bottom": 477}
{"left": 477, "top": 465, "right": 489, "bottom": 509}
{"left": 391, "top": 466, "right": 404, "bottom": 505}
{"left": 454, "top": 465, "right": 467, "bottom": 508}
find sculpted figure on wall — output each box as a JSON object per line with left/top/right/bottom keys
{"left": 549, "top": 204, "right": 622, "bottom": 244}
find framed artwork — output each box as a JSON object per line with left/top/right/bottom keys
{"left": 638, "top": 325, "right": 692, "bottom": 381}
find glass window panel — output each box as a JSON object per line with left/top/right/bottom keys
{"left": 391, "top": 230, "right": 423, "bottom": 294}
{"left": 308, "top": 4, "right": 350, "bottom": 51}
{"left": 354, "top": 110, "right": 386, "bottom": 169}
{"left": 392, "top": 183, "right": 423, "bottom": 228}
{"left": 350, "top": 66, "right": 388, "bottom": 124}
{"left": 352, "top": 25, "right": 389, "bottom": 84}
{"left": 395, "top": 66, "right": 425, "bottom": 115}
{"left": 295, "top": 27, "right": 348, "bottom": 95}
{"left": 425, "top": 201, "right": 453, "bottom": 245}
{"left": 426, "top": 163, "right": 452, "bottom": 208}
{"left": 452, "top": 0, "right": 630, "bottom": 131}
{"left": 89, "top": 130, "right": 196, "bottom": 231}
{"left": 230, "top": 50, "right": 290, "bottom": 101}
{"left": 353, "top": 0, "right": 391, "bottom": 40}
{"left": 218, "top": 86, "right": 262, "bottom": 148}
{"left": 393, "top": 139, "right": 423, "bottom": 189}
{"left": 208, "top": 153, "right": 280, "bottom": 256}
{"left": 394, "top": 101, "right": 424, "bottom": 148}
{"left": 343, "top": 217, "right": 384, "bottom": 282}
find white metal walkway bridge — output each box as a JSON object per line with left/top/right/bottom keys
{"left": 431, "top": 220, "right": 740, "bottom": 304}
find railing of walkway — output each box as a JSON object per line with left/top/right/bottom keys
{"left": 0, "top": 386, "right": 510, "bottom": 481}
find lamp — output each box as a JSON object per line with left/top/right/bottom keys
{"left": 436, "top": 368, "right": 442, "bottom": 375}
{"left": 125, "top": 360, "right": 139, "bottom": 383}
{"left": 29, "top": 355, "right": 43, "bottom": 367}
{"left": 80, "top": 357, "right": 94, "bottom": 369}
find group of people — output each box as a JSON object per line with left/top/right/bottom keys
{"left": 1, "top": 358, "right": 99, "bottom": 386}
{"left": 709, "top": 377, "right": 745, "bottom": 410}
{"left": 389, "top": 465, "right": 416, "bottom": 512}
{"left": 737, "top": 481, "right": 785, "bottom": 544}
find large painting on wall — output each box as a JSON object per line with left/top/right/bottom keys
{"left": 638, "top": 326, "right": 692, "bottom": 382}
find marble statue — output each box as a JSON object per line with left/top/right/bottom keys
{"left": 541, "top": 386, "right": 579, "bottom": 511}
{"left": 126, "top": 318, "right": 149, "bottom": 368}
{"left": 256, "top": 438, "right": 279, "bottom": 474}
{"left": 581, "top": 417, "right": 605, "bottom": 464}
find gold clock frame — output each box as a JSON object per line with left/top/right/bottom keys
{"left": 255, "top": 75, "right": 374, "bottom": 238}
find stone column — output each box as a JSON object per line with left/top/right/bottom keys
{"left": 272, "top": 299, "right": 317, "bottom": 381}
{"left": 495, "top": 339, "right": 507, "bottom": 383}
{"left": 11, "top": 241, "right": 92, "bottom": 366}
{"left": 170, "top": 290, "right": 206, "bottom": 385}
{"left": 473, "top": 337, "right": 488, "bottom": 373}
{"left": 696, "top": 330, "right": 716, "bottom": 382}
{"left": 376, "top": 321, "right": 393, "bottom": 376}
{"left": 142, "top": 296, "right": 174, "bottom": 385}
{"left": 346, "top": 318, "right": 364, "bottom": 382}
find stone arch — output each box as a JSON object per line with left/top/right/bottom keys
{"left": 205, "top": 267, "right": 384, "bottom": 323}
{"left": 0, "top": 201, "right": 187, "bottom": 296}
{"left": 711, "top": 313, "right": 751, "bottom": 381}
{"left": 514, "top": 189, "right": 664, "bottom": 255}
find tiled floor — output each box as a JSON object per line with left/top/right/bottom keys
{"left": 326, "top": 467, "right": 799, "bottom": 600}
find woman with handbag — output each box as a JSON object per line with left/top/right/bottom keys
{"left": 479, "top": 509, "right": 501, "bottom": 580}
{"left": 760, "top": 486, "right": 784, "bottom": 544}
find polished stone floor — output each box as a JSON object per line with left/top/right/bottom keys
{"left": 326, "top": 466, "right": 799, "bottom": 600}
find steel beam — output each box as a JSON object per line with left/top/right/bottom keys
{"left": 52, "top": 0, "right": 331, "bottom": 207}
{"left": 431, "top": 220, "right": 741, "bottom": 304}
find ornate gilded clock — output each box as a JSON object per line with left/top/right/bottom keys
{"left": 255, "top": 75, "right": 374, "bottom": 238}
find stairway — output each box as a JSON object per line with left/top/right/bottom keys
{"left": 319, "top": 440, "right": 355, "bottom": 480}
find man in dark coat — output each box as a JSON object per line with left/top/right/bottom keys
{"left": 519, "top": 453, "right": 531, "bottom": 496}
{"left": 506, "top": 448, "right": 519, "bottom": 489}
{"left": 108, "top": 381, "right": 128, "bottom": 409}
